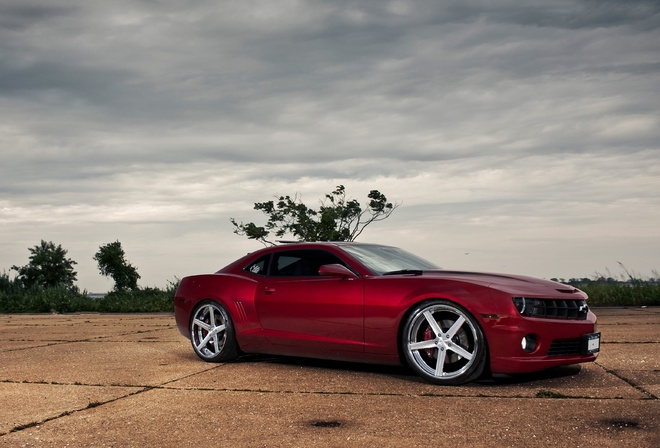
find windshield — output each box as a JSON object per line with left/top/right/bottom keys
{"left": 341, "top": 244, "right": 439, "bottom": 275}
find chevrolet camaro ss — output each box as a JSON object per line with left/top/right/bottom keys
{"left": 174, "top": 242, "right": 599, "bottom": 385}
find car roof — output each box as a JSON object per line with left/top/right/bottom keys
{"left": 218, "top": 241, "right": 390, "bottom": 274}
{"left": 274, "top": 241, "right": 384, "bottom": 247}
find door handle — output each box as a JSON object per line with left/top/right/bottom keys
{"left": 263, "top": 287, "right": 276, "bottom": 294}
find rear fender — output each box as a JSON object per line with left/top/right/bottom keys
{"left": 174, "top": 274, "right": 259, "bottom": 340}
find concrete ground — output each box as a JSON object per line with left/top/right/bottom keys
{"left": 0, "top": 308, "right": 658, "bottom": 447}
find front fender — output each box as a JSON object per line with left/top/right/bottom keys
{"left": 363, "top": 277, "right": 496, "bottom": 356}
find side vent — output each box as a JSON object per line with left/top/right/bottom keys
{"left": 234, "top": 301, "right": 248, "bottom": 322}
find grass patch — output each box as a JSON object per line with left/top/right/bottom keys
{"left": 553, "top": 264, "right": 659, "bottom": 307}
{"left": 0, "top": 273, "right": 178, "bottom": 313}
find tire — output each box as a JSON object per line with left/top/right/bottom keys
{"left": 190, "top": 300, "right": 238, "bottom": 362}
{"left": 402, "top": 300, "right": 487, "bottom": 385}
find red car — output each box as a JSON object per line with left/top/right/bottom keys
{"left": 174, "top": 242, "right": 599, "bottom": 385}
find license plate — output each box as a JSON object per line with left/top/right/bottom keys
{"left": 582, "top": 332, "right": 600, "bottom": 354}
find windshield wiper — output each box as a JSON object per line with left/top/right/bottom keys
{"left": 382, "top": 269, "right": 424, "bottom": 276}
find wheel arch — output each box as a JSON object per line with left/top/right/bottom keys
{"left": 396, "top": 296, "right": 491, "bottom": 370}
{"left": 188, "top": 296, "right": 231, "bottom": 325}
{"left": 188, "top": 296, "right": 248, "bottom": 352}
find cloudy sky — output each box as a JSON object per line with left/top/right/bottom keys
{"left": 1, "top": 0, "right": 659, "bottom": 292}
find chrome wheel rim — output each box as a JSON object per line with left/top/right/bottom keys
{"left": 191, "top": 303, "right": 228, "bottom": 358}
{"left": 405, "top": 304, "right": 479, "bottom": 380}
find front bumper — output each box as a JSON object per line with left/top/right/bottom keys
{"left": 484, "top": 310, "right": 599, "bottom": 374}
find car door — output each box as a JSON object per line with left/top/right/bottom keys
{"left": 254, "top": 249, "right": 365, "bottom": 353}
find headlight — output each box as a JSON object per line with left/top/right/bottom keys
{"left": 513, "top": 297, "right": 544, "bottom": 316}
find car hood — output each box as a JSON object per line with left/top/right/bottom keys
{"left": 422, "top": 270, "right": 583, "bottom": 297}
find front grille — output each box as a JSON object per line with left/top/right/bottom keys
{"left": 547, "top": 339, "right": 582, "bottom": 356}
{"left": 513, "top": 298, "right": 588, "bottom": 320}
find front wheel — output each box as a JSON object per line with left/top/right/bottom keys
{"left": 402, "top": 300, "right": 486, "bottom": 385}
{"left": 190, "top": 300, "right": 238, "bottom": 362}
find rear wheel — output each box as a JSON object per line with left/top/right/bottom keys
{"left": 402, "top": 300, "right": 486, "bottom": 385}
{"left": 190, "top": 300, "right": 238, "bottom": 362}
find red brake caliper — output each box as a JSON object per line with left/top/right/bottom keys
{"left": 424, "top": 326, "right": 436, "bottom": 358}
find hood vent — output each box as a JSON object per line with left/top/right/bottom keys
{"left": 556, "top": 287, "right": 579, "bottom": 294}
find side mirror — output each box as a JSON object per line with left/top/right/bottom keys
{"left": 318, "top": 264, "right": 358, "bottom": 279}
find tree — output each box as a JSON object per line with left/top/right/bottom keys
{"left": 231, "top": 185, "right": 398, "bottom": 245}
{"left": 11, "top": 240, "right": 78, "bottom": 289}
{"left": 94, "top": 241, "right": 140, "bottom": 291}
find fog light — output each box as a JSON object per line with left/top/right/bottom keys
{"left": 521, "top": 335, "right": 537, "bottom": 353}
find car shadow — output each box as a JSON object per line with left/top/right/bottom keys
{"left": 235, "top": 353, "right": 584, "bottom": 386}
{"left": 238, "top": 353, "right": 415, "bottom": 377}
{"left": 483, "top": 365, "right": 584, "bottom": 385}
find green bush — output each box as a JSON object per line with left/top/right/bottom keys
{"left": 561, "top": 266, "right": 660, "bottom": 307}
{"left": 0, "top": 284, "right": 92, "bottom": 313}
{"left": 0, "top": 271, "right": 21, "bottom": 292}
{"left": 96, "top": 287, "right": 175, "bottom": 313}
{"left": 0, "top": 273, "right": 178, "bottom": 313}
{"left": 571, "top": 280, "right": 660, "bottom": 307}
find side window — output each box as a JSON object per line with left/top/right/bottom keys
{"left": 244, "top": 255, "right": 270, "bottom": 276}
{"left": 274, "top": 254, "right": 307, "bottom": 276}
{"left": 270, "top": 250, "right": 346, "bottom": 277}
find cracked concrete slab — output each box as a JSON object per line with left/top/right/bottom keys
{"left": 0, "top": 382, "right": 138, "bottom": 436}
{"left": 0, "top": 310, "right": 657, "bottom": 446}
{"left": 595, "top": 344, "right": 660, "bottom": 371}
{"left": 167, "top": 358, "right": 648, "bottom": 399}
{"left": 1, "top": 389, "right": 657, "bottom": 448}
{"left": 0, "top": 314, "right": 176, "bottom": 343}
{"left": 102, "top": 328, "right": 184, "bottom": 343}
{"left": 599, "top": 325, "right": 660, "bottom": 343}
{"left": 0, "top": 340, "right": 206, "bottom": 387}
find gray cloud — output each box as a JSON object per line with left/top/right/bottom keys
{"left": 1, "top": 0, "right": 658, "bottom": 290}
